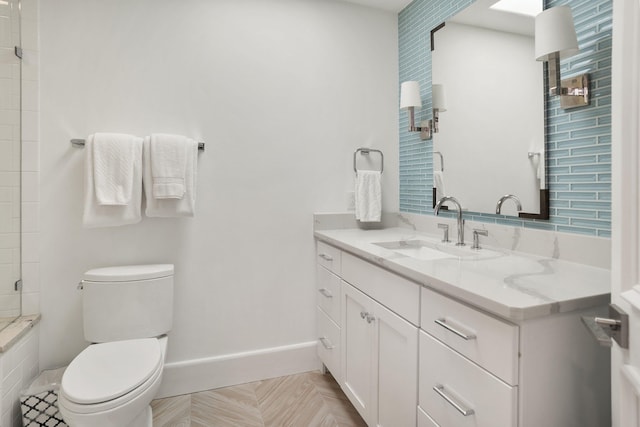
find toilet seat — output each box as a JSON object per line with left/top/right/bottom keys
{"left": 60, "top": 338, "right": 162, "bottom": 414}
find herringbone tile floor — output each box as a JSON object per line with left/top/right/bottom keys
{"left": 151, "top": 371, "right": 367, "bottom": 427}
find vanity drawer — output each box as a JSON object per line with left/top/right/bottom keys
{"left": 316, "top": 241, "right": 342, "bottom": 275}
{"left": 418, "top": 406, "right": 441, "bottom": 427}
{"left": 419, "top": 331, "right": 517, "bottom": 427}
{"left": 421, "top": 287, "right": 519, "bottom": 385}
{"left": 342, "top": 252, "right": 420, "bottom": 325}
{"left": 316, "top": 265, "right": 341, "bottom": 325}
{"left": 317, "top": 307, "right": 341, "bottom": 380}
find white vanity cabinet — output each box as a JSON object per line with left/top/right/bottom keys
{"left": 418, "top": 286, "right": 610, "bottom": 427}
{"left": 419, "top": 287, "right": 518, "bottom": 427}
{"left": 340, "top": 252, "right": 419, "bottom": 427}
{"left": 315, "top": 234, "right": 609, "bottom": 427}
{"left": 316, "top": 241, "right": 419, "bottom": 427}
{"left": 341, "top": 281, "right": 419, "bottom": 427}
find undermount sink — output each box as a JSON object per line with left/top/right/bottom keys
{"left": 373, "top": 240, "right": 452, "bottom": 261}
{"left": 373, "top": 239, "right": 505, "bottom": 261}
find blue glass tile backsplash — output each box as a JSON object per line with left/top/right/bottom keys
{"left": 398, "top": 0, "right": 612, "bottom": 237}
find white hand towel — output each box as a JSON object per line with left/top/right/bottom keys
{"left": 355, "top": 170, "right": 382, "bottom": 223}
{"left": 92, "top": 133, "right": 137, "bottom": 205}
{"left": 143, "top": 136, "right": 198, "bottom": 217}
{"left": 434, "top": 171, "right": 447, "bottom": 201}
{"left": 150, "top": 133, "right": 189, "bottom": 199}
{"left": 537, "top": 150, "right": 546, "bottom": 189}
{"left": 83, "top": 135, "right": 143, "bottom": 228}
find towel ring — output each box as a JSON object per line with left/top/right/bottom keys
{"left": 353, "top": 148, "right": 383, "bottom": 174}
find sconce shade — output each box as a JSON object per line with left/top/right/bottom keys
{"left": 534, "top": 6, "right": 579, "bottom": 61}
{"left": 400, "top": 81, "right": 422, "bottom": 109}
{"left": 432, "top": 84, "right": 447, "bottom": 112}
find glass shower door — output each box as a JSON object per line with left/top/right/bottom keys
{"left": 0, "top": 0, "right": 22, "bottom": 329}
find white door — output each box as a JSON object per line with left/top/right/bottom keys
{"left": 611, "top": 0, "right": 640, "bottom": 425}
{"left": 341, "top": 282, "right": 375, "bottom": 424}
{"left": 374, "top": 301, "right": 418, "bottom": 427}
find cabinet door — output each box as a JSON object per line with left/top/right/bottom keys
{"left": 341, "top": 282, "right": 375, "bottom": 425}
{"left": 374, "top": 301, "right": 419, "bottom": 427}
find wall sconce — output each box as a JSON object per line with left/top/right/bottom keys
{"left": 535, "top": 6, "right": 589, "bottom": 109}
{"left": 400, "top": 81, "right": 446, "bottom": 140}
{"left": 400, "top": 81, "right": 428, "bottom": 138}
{"left": 431, "top": 84, "right": 447, "bottom": 134}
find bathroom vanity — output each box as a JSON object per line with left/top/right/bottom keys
{"left": 314, "top": 227, "right": 610, "bottom": 427}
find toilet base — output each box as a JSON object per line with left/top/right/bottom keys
{"left": 128, "top": 405, "right": 152, "bottom": 427}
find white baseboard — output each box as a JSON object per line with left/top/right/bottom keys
{"left": 156, "top": 341, "right": 320, "bottom": 398}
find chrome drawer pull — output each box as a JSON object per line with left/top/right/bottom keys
{"left": 319, "top": 336, "right": 335, "bottom": 350}
{"left": 434, "top": 318, "right": 476, "bottom": 340}
{"left": 318, "top": 288, "right": 333, "bottom": 298}
{"left": 318, "top": 253, "right": 333, "bottom": 261}
{"left": 433, "top": 384, "right": 475, "bottom": 416}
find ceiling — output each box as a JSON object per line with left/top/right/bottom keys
{"left": 338, "top": 0, "right": 414, "bottom": 13}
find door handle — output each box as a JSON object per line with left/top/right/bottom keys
{"left": 581, "top": 304, "right": 629, "bottom": 349}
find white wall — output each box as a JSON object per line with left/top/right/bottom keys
{"left": 38, "top": 0, "right": 399, "bottom": 384}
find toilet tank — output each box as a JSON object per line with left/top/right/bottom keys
{"left": 81, "top": 264, "right": 174, "bottom": 343}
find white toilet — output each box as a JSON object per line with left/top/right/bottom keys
{"left": 58, "top": 264, "right": 174, "bottom": 427}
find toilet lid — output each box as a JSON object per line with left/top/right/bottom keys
{"left": 61, "top": 338, "right": 162, "bottom": 405}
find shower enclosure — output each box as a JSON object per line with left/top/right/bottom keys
{"left": 0, "top": 0, "right": 22, "bottom": 330}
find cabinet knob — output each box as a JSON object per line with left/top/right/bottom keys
{"left": 366, "top": 314, "right": 376, "bottom": 324}
{"left": 360, "top": 311, "right": 367, "bottom": 319}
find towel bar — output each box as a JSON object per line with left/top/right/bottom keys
{"left": 353, "top": 148, "right": 383, "bottom": 174}
{"left": 71, "top": 139, "right": 205, "bottom": 151}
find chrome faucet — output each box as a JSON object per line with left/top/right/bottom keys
{"left": 495, "top": 194, "right": 522, "bottom": 214}
{"left": 434, "top": 196, "right": 465, "bottom": 246}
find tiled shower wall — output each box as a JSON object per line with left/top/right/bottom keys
{"left": 399, "top": 0, "right": 612, "bottom": 237}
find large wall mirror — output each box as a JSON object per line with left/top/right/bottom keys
{"left": 0, "top": 0, "right": 23, "bottom": 329}
{"left": 431, "top": 0, "right": 549, "bottom": 218}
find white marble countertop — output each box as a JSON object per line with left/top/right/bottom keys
{"left": 314, "top": 227, "right": 610, "bottom": 321}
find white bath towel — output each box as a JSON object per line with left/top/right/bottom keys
{"left": 92, "top": 133, "right": 137, "bottom": 205}
{"left": 355, "top": 170, "right": 381, "bottom": 223}
{"left": 83, "top": 135, "right": 143, "bottom": 228}
{"left": 143, "top": 136, "right": 198, "bottom": 217}
{"left": 434, "top": 171, "right": 447, "bottom": 201}
{"left": 150, "top": 133, "right": 189, "bottom": 199}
